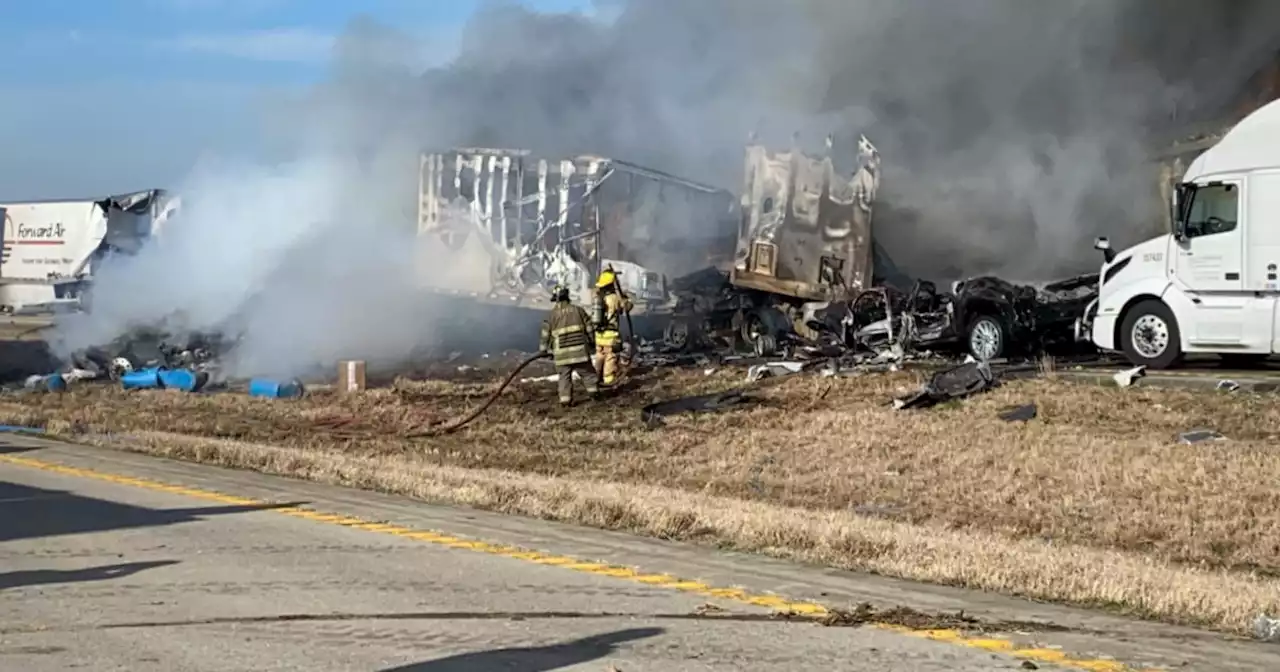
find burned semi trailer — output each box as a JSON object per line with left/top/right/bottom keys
{"left": 415, "top": 147, "right": 738, "bottom": 313}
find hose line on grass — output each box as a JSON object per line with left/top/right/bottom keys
{"left": 407, "top": 351, "right": 551, "bottom": 437}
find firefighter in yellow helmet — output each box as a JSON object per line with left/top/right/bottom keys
{"left": 539, "top": 284, "right": 599, "bottom": 406}
{"left": 592, "top": 266, "right": 633, "bottom": 387}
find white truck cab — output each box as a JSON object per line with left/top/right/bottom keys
{"left": 1088, "top": 97, "right": 1280, "bottom": 368}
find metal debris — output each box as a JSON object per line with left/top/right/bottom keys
{"left": 1253, "top": 613, "right": 1280, "bottom": 642}
{"left": 1113, "top": 365, "right": 1147, "bottom": 388}
{"left": 1217, "top": 379, "right": 1241, "bottom": 392}
{"left": 745, "top": 361, "right": 806, "bottom": 382}
{"left": 1177, "top": 428, "right": 1226, "bottom": 445}
{"left": 998, "top": 403, "right": 1038, "bottom": 422}
{"left": 640, "top": 389, "right": 753, "bottom": 427}
{"left": 24, "top": 373, "right": 67, "bottom": 393}
{"left": 894, "top": 361, "right": 998, "bottom": 410}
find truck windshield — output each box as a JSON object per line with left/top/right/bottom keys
{"left": 1183, "top": 184, "right": 1238, "bottom": 238}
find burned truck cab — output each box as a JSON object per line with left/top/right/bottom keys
{"left": 731, "top": 135, "right": 882, "bottom": 304}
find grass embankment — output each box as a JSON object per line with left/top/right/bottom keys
{"left": 4, "top": 366, "right": 1279, "bottom": 634}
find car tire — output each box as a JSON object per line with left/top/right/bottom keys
{"left": 966, "top": 315, "right": 1006, "bottom": 361}
{"left": 1119, "top": 299, "right": 1183, "bottom": 370}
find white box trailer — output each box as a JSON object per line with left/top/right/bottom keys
{"left": 0, "top": 189, "right": 177, "bottom": 314}
{"left": 1085, "top": 96, "right": 1280, "bottom": 368}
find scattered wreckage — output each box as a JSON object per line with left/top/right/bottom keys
{"left": 24, "top": 135, "right": 1102, "bottom": 396}
{"left": 413, "top": 136, "right": 1099, "bottom": 366}
{"left": 655, "top": 267, "right": 1100, "bottom": 364}
{"left": 13, "top": 322, "right": 226, "bottom": 393}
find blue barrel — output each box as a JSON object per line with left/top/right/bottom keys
{"left": 42, "top": 374, "right": 67, "bottom": 392}
{"left": 248, "top": 378, "right": 305, "bottom": 399}
{"left": 120, "top": 367, "right": 163, "bottom": 390}
{"left": 158, "top": 368, "right": 206, "bottom": 393}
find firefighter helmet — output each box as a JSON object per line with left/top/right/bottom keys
{"left": 595, "top": 266, "right": 619, "bottom": 289}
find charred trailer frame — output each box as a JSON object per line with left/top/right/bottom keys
{"left": 416, "top": 148, "right": 737, "bottom": 312}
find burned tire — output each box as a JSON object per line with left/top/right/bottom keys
{"left": 1119, "top": 299, "right": 1183, "bottom": 370}
{"left": 752, "top": 333, "right": 778, "bottom": 358}
{"left": 966, "top": 315, "right": 1006, "bottom": 361}
{"left": 664, "top": 319, "right": 691, "bottom": 350}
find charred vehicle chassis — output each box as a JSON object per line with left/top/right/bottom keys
{"left": 843, "top": 273, "right": 1100, "bottom": 361}
{"left": 659, "top": 267, "right": 1100, "bottom": 361}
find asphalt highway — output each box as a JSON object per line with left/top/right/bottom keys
{"left": 1, "top": 437, "right": 1277, "bottom": 671}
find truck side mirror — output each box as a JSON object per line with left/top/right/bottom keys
{"left": 1093, "top": 237, "right": 1116, "bottom": 264}
{"left": 1173, "top": 182, "right": 1193, "bottom": 241}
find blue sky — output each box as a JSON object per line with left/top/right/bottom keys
{"left": 0, "top": 0, "right": 596, "bottom": 200}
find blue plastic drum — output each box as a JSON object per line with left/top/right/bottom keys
{"left": 120, "top": 367, "right": 163, "bottom": 390}
{"left": 120, "top": 367, "right": 207, "bottom": 392}
{"left": 158, "top": 368, "right": 206, "bottom": 392}
{"left": 248, "top": 378, "right": 305, "bottom": 399}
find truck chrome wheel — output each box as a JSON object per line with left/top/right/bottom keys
{"left": 1118, "top": 299, "right": 1183, "bottom": 370}
{"left": 1131, "top": 315, "right": 1169, "bottom": 359}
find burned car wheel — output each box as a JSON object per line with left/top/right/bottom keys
{"left": 966, "top": 315, "right": 1005, "bottom": 361}
{"left": 664, "top": 319, "right": 691, "bottom": 350}
{"left": 1119, "top": 299, "right": 1182, "bottom": 370}
{"left": 752, "top": 333, "right": 778, "bottom": 358}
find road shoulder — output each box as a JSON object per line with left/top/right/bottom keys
{"left": 2, "top": 434, "right": 1275, "bottom": 671}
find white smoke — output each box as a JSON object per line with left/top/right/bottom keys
{"left": 42, "top": 1, "right": 1280, "bottom": 375}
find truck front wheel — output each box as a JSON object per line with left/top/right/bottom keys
{"left": 1119, "top": 299, "right": 1183, "bottom": 369}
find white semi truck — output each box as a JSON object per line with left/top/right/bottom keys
{"left": 1085, "top": 97, "right": 1280, "bottom": 369}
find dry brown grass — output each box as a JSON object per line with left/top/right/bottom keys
{"left": 5, "top": 366, "right": 1280, "bottom": 634}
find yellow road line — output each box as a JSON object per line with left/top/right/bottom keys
{"left": 0, "top": 453, "right": 1146, "bottom": 672}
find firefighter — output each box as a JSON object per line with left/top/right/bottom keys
{"left": 592, "top": 266, "right": 633, "bottom": 387}
{"left": 540, "top": 284, "right": 600, "bottom": 406}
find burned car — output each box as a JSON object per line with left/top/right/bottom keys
{"left": 837, "top": 272, "right": 1100, "bottom": 361}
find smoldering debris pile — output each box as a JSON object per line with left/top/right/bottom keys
{"left": 11, "top": 325, "right": 229, "bottom": 394}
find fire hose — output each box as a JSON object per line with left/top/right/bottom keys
{"left": 407, "top": 351, "right": 551, "bottom": 437}
{"left": 621, "top": 298, "right": 637, "bottom": 373}
{"left": 410, "top": 289, "right": 636, "bottom": 437}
